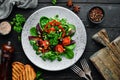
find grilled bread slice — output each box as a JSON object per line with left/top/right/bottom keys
{"left": 12, "top": 62, "right": 36, "bottom": 80}
{"left": 12, "top": 62, "right": 25, "bottom": 80}
{"left": 24, "top": 64, "right": 36, "bottom": 80}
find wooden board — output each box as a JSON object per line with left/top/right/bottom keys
{"left": 90, "top": 36, "right": 120, "bottom": 80}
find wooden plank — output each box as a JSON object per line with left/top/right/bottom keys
{"left": 38, "top": 0, "right": 120, "bottom": 4}
{"left": 1, "top": 3, "right": 120, "bottom": 28}
{"left": 90, "top": 37, "right": 120, "bottom": 80}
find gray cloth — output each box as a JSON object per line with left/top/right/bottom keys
{"left": 0, "top": 0, "right": 38, "bottom": 20}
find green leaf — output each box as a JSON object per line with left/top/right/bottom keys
{"left": 36, "top": 51, "right": 41, "bottom": 55}
{"left": 64, "top": 49, "right": 74, "bottom": 59}
{"left": 57, "top": 56, "right": 62, "bottom": 61}
{"left": 40, "top": 16, "right": 49, "bottom": 29}
{"left": 41, "top": 51, "right": 57, "bottom": 61}
{"left": 30, "top": 27, "right": 38, "bottom": 36}
{"left": 52, "top": 0, "right": 57, "bottom": 5}
{"left": 60, "top": 18, "right": 67, "bottom": 25}
{"left": 65, "top": 44, "right": 76, "bottom": 50}
{"left": 36, "top": 71, "right": 44, "bottom": 80}
{"left": 29, "top": 40, "right": 36, "bottom": 45}
{"left": 68, "top": 24, "right": 76, "bottom": 31}
{"left": 33, "top": 44, "right": 39, "bottom": 51}
{"left": 18, "top": 36, "right": 21, "bottom": 41}
{"left": 36, "top": 71, "right": 42, "bottom": 78}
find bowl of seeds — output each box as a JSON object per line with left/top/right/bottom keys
{"left": 88, "top": 6, "right": 105, "bottom": 24}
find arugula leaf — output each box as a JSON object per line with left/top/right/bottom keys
{"left": 30, "top": 27, "right": 38, "bottom": 36}
{"left": 64, "top": 49, "right": 74, "bottom": 59}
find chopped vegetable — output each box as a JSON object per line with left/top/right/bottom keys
{"left": 10, "top": 14, "right": 25, "bottom": 41}
{"left": 62, "top": 36, "right": 71, "bottom": 46}
{"left": 11, "top": 14, "right": 25, "bottom": 33}
{"left": 55, "top": 44, "right": 64, "bottom": 53}
{"left": 29, "top": 15, "right": 76, "bottom": 61}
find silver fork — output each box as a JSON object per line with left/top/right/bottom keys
{"left": 71, "top": 65, "right": 90, "bottom": 80}
{"left": 80, "top": 59, "right": 93, "bottom": 80}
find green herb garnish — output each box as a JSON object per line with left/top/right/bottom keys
{"left": 36, "top": 71, "right": 44, "bottom": 80}
{"left": 52, "top": 0, "right": 57, "bottom": 5}
{"left": 11, "top": 14, "right": 25, "bottom": 33}
{"left": 11, "top": 14, "right": 25, "bottom": 41}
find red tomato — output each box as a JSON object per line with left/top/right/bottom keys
{"left": 62, "top": 36, "right": 71, "bottom": 46}
{"left": 55, "top": 21, "right": 61, "bottom": 26}
{"left": 39, "top": 40, "right": 49, "bottom": 49}
{"left": 49, "top": 27, "right": 55, "bottom": 33}
{"left": 55, "top": 44, "right": 64, "bottom": 53}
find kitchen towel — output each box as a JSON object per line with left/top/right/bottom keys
{"left": 0, "top": 0, "right": 38, "bottom": 20}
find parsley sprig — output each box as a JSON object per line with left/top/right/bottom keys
{"left": 11, "top": 14, "right": 25, "bottom": 41}
{"left": 11, "top": 14, "right": 25, "bottom": 33}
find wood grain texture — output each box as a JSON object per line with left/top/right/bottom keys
{"left": 38, "top": 0, "right": 120, "bottom": 3}
{"left": 90, "top": 37, "right": 120, "bottom": 80}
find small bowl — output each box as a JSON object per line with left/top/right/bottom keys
{"left": 88, "top": 6, "right": 105, "bottom": 24}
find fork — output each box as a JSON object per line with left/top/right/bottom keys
{"left": 71, "top": 65, "right": 90, "bottom": 80}
{"left": 80, "top": 59, "right": 93, "bottom": 80}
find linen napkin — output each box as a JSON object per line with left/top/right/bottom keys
{"left": 0, "top": 0, "right": 38, "bottom": 20}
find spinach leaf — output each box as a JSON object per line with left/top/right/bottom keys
{"left": 68, "top": 24, "right": 76, "bottom": 31}
{"left": 65, "top": 44, "right": 76, "bottom": 50}
{"left": 57, "top": 56, "right": 62, "bottom": 61}
{"left": 40, "top": 16, "right": 49, "bottom": 29}
{"left": 60, "top": 18, "right": 67, "bottom": 25}
{"left": 67, "top": 24, "right": 76, "bottom": 36}
{"left": 64, "top": 49, "right": 74, "bottom": 59}
{"left": 33, "top": 44, "right": 39, "bottom": 51}
{"left": 29, "top": 40, "right": 36, "bottom": 45}
{"left": 30, "top": 27, "right": 38, "bottom": 36}
{"left": 41, "top": 51, "right": 57, "bottom": 61}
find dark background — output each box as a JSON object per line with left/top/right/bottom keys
{"left": 0, "top": 0, "right": 120, "bottom": 80}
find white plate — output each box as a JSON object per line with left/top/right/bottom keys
{"left": 22, "top": 6, "right": 87, "bottom": 71}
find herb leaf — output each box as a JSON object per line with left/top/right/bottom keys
{"left": 11, "top": 14, "right": 25, "bottom": 33}
{"left": 36, "top": 71, "right": 44, "bottom": 80}
{"left": 65, "top": 44, "right": 76, "bottom": 50}
{"left": 30, "top": 27, "right": 38, "bottom": 36}
{"left": 52, "top": 0, "right": 57, "bottom": 5}
{"left": 40, "top": 16, "right": 49, "bottom": 29}
{"left": 64, "top": 49, "right": 74, "bottom": 59}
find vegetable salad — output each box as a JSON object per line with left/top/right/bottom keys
{"left": 29, "top": 15, "right": 76, "bottom": 61}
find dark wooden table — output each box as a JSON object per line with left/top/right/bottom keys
{"left": 0, "top": 0, "right": 120, "bottom": 80}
